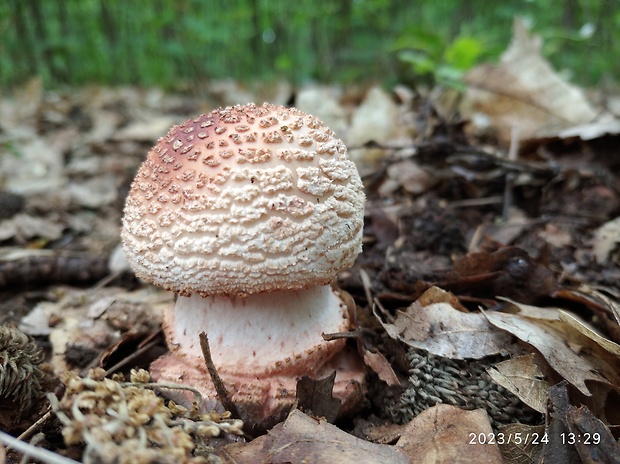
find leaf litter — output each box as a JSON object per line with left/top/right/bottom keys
{"left": 1, "top": 19, "right": 620, "bottom": 464}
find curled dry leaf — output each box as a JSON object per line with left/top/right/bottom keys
{"left": 541, "top": 382, "right": 620, "bottom": 463}
{"left": 483, "top": 311, "right": 618, "bottom": 396}
{"left": 497, "top": 297, "right": 560, "bottom": 320}
{"left": 558, "top": 310, "right": 620, "bottom": 358}
{"left": 486, "top": 353, "right": 549, "bottom": 413}
{"left": 375, "top": 287, "right": 516, "bottom": 360}
{"left": 463, "top": 18, "right": 596, "bottom": 143}
{"left": 361, "top": 347, "right": 401, "bottom": 387}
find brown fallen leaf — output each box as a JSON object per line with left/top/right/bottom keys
{"left": 483, "top": 310, "right": 615, "bottom": 396}
{"left": 554, "top": 287, "right": 620, "bottom": 344}
{"left": 463, "top": 18, "right": 596, "bottom": 143}
{"left": 296, "top": 371, "right": 342, "bottom": 423}
{"left": 361, "top": 346, "right": 401, "bottom": 387}
{"left": 566, "top": 405, "right": 620, "bottom": 463}
{"left": 486, "top": 353, "right": 550, "bottom": 413}
{"left": 557, "top": 113, "right": 620, "bottom": 141}
{"left": 352, "top": 418, "right": 406, "bottom": 445}
{"left": 375, "top": 288, "right": 517, "bottom": 360}
{"left": 218, "top": 406, "right": 505, "bottom": 464}
{"left": 497, "top": 297, "right": 561, "bottom": 320}
{"left": 218, "top": 409, "right": 409, "bottom": 464}
{"left": 497, "top": 423, "right": 546, "bottom": 464}
{"left": 395, "top": 404, "right": 504, "bottom": 464}
{"left": 559, "top": 310, "right": 620, "bottom": 358}
{"left": 540, "top": 382, "right": 582, "bottom": 463}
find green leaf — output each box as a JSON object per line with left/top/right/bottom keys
{"left": 443, "top": 36, "right": 483, "bottom": 71}
{"left": 392, "top": 26, "right": 445, "bottom": 60}
{"left": 398, "top": 50, "right": 437, "bottom": 75}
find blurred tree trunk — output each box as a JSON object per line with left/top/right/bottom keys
{"left": 55, "top": 0, "right": 72, "bottom": 81}
{"left": 562, "top": 0, "right": 578, "bottom": 29}
{"left": 250, "top": 0, "right": 263, "bottom": 72}
{"left": 12, "top": 0, "right": 37, "bottom": 78}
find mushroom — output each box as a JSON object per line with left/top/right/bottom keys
{"left": 121, "top": 103, "right": 366, "bottom": 427}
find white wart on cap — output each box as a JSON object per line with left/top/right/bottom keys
{"left": 121, "top": 102, "right": 365, "bottom": 297}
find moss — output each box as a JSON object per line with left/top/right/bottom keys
{"left": 50, "top": 368, "right": 244, "bottom": 463}
{"left": 0, "top": 325, "right": 45, "bottom": 425}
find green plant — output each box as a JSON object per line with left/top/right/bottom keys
{"left": 393, "top": 26, "right": 487, "bottom": 88}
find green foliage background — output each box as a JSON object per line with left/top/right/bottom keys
{"left": 0, "top": 0, "right": 617, "bottom": 90}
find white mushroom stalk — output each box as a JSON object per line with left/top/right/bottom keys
{"left": 167, "top": 286, "right": 349, "bottom": 377}
{"left": 121, "top": 103, "right": 366, "bottom": 426}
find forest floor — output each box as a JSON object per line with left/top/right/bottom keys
{"left": 1, "top": 26, "right": 620, "bottom": 464}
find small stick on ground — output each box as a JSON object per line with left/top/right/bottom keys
{"left": 17, "top": 410, "right": 52, "bottom": 442}
{"left": 322, "top": 329, "right": 361, "bottom": 341}
{"left": 502, "top": 126, "right": 520, "bottom": 221}
{"left": 199, "top": 331, "right": 242, "bottom": 420}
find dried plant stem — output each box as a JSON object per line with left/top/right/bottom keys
{"left": 502, "top": 126, "right": 520, "bottom": 221}
{"left": 322, "top": 330, "right": 361, "bottom": 341}
{"left": 17, "top": 409, "right": 52, "bottom": 442}
{"left": 198, "top": 331, "right": 242, "bottom": 420}
{"left": 0, "top": 430, "right": 80, "bottom": 464}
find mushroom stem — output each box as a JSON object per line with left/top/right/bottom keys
{"left": 164, "top": 285, "right": 349, "bottom": 378}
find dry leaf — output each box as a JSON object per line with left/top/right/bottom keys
{"left": 542, "top": 382, "right": 620, "bottom": 463}
{"left": 559, "top": 310, "right": 620, "bottom": 358}
{"left": 353, "top": 419, "right": 406, "bottom": 445}
{"left": 362, "top": 347, "right": 401, "bottom": 387}
{"left": 486, "top": 353, "right": 549, "bottom": 413}
{"left": 496, "top": 423, "right": 545, "bottom": 464}
{"left": 296, "top": 372, "right": 342, "bottom": 422}
{"left": 0, "top": 213, "right": 64, "bottom": 242}
{"left": 396, "top": 404, "right": 503, "bottom": 464}
{"left": 376, "top": 295, "right": 516, "bottom": 360}
{"left": 497, "top": 297, "right": 560, "bottom": 320}
{"left": 219, "top": 409, "right": 409, "bottom": 464}
{"left": 68, "top": 174, "right": 119, "bottom": 208}
{"left": 541, "top": 382, "right": 582, "bottom": 463}
{"left": 483, "top": 311, "right": 612, "bottom": 395}
{"left": 463, "top": 18, "right": 596, "bottom": 143}
{"left": 557, "top": 113, "right": 620, "bottom": 141}
{"left": 566, "top": 405, "right": 620, "bottom": 462}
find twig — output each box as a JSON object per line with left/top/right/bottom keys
{"left": 198, "top": 331, "right": 242, "bottom": 420}
{"left": 359, "top": 268, "right": 374, "bottom": 308}
{"left": 322, "top": 329, "right": 361, "bottom": 341}
{"left": 17, "top": 409, "right": 53, "bottom": 442}
{"left": 0, "top": 430, "right": 80, "bottom": 464}
{"left": 131, "top": 382, "right": 204, "bottom": 407}
{"left": 502, "top": 127, "right": 520, "bottom": 221}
